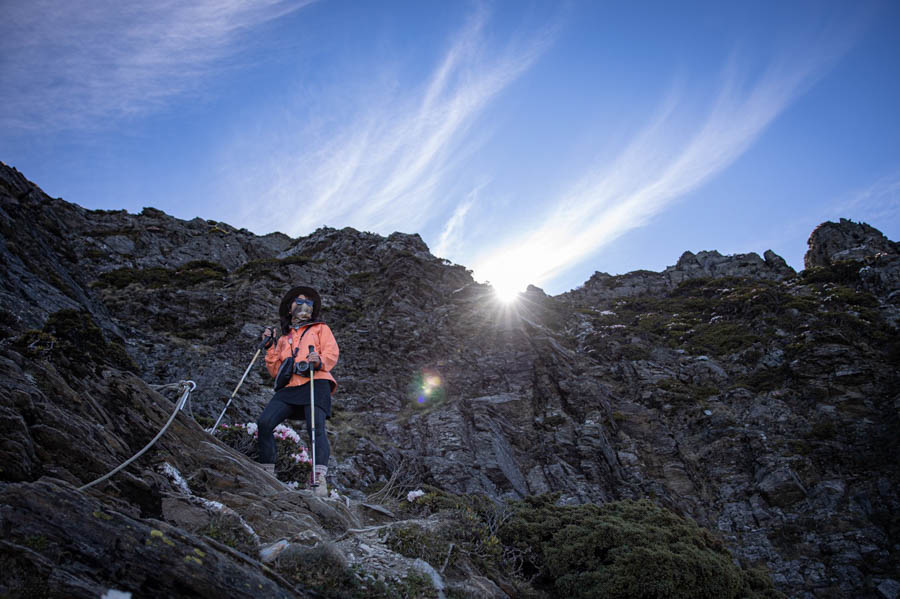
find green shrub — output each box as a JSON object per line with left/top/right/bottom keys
{"left": 619, "top": 344, "right": 652, "bottom": 361}
{"left": 12, "top": 330, "right": 58, "bottom": 358}
{"left": 176, "top": 260, "right": 227, "bottom": 284}
{"left": 498, "top": 496, "right": 784, "bottom": 599}
{"left": 736, "top": 365, "right": 791, "bottom": 393}
{"left": 823, "top": 285, "right": 878, "bottom": 309}
{"left": 684, "top": 323, "right": 760, "bottom": 356}
{"left": 193, "top": 415, "right": 215, "bottom": 429}
{"left": 197, "top": 313, "right": 235, "bottom": 330}
{"left": 383, "top": 523, "right": 454, "bottom": 569}
{"left": 600, "top": 278, "right": 791, "bottom": 357}
{"left": 331, "top": 302, "right": 365, "bottom": 320}
{"left": 806, "top": 420, "right": 837, "bottom": 441}
{"left": 92, "top": 261, "right": 226, "bottom": 289}
{"left": 799, "top": 260, "right": 863, "bottom": 285}
{"left": 276, "top": 543, "right": 438, "bottom": 598}
{"left": 85, "top": 226, "right": 139, "bottom": 238}
{"left": 654, "top": 378, "right": 719, "bottom": 404}
{"left": 394, "top": 489, "right": 512, "bottom": 574}
{"left": 14, "top": 310, "right": 138, "bottom": 375}
{"left": 235, "top": 254, "right": 321, "bottom": 276}
{"left": 348, "top": 271, "right": 377, "bottom": 283}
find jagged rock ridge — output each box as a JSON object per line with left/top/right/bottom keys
{"left": 1, "top": 162, "right": 898, "bottom": 598}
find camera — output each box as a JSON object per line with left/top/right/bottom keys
{"left": 291, "top": 346, "right": 317, "bottom": 376}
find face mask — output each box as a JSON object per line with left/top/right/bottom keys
{"left": 291, "top": 298, "right": 313, "bottom": 322}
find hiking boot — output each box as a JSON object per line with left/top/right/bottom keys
{"left": 312, "top": 465, "right": 328, "bottom": 497}
{"left": 260, "top": 462, "right": 276, "bottom": 477}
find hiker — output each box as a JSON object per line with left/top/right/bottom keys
{"left": 257, "top": 285, "right": 338, "bottom": 497}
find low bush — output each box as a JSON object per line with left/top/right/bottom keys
{"left": 498, "top": 495, "right": 784, "bottom": 599}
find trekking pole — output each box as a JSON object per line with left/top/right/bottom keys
{"left": 210, "top": 330, "right": 275, "bottom": 433}
{"left": 308, "top": 344, "right": 318, "bottom": 488}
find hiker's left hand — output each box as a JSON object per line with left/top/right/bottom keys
{"left": 307, "top": 350, "right": 321, "bottom": 367}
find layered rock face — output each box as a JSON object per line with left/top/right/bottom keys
{"left": 805, "top": 218, "right": 899, "bottom": 269}
{"left": 568, "top": 248, "right": 796, "bottom": 306}
{"left": 804, "top": 218, "right": 900, "bottom": 326}
{"left": 1, "top": 161, "right": 898, "bottom": 598}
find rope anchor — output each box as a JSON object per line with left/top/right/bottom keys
{"left": 78, "top": 380, "right": 196, "bottom": 491}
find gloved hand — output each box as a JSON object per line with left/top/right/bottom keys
{"left": 260, "top": 326, "right": 277, "bottom": 348}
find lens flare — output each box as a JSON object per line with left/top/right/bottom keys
{"left": 408, "top": 369, "right": 445, "bottom": 406}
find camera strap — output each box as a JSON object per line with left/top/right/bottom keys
{"left": 274, "top": 325, "right": 315, "bottom": 391}
{"left": 288, "top": 325, "right": 313, "bottom": 360}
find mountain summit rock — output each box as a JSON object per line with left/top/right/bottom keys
{"left": 805, "top": 217, "right": 899, "bottom": 269}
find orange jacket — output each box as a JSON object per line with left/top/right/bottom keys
{"left": 265, "top": 322, "right": 339, "bottom": 391}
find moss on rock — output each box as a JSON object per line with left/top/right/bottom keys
{"left": 197, "top": 513, "right": 258, "bottom": 557}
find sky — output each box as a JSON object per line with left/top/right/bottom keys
{"left": 2, "top": 0, "right": 899, "bottom": 298}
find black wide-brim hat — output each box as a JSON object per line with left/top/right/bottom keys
{"left": 279, "top": 286, "right": 322, "bottom": 334}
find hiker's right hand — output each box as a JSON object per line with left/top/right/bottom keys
{"left": 261, "top": 327, "right": 276, "bottom": 341}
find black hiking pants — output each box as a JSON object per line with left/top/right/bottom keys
{"left": 257, "top": 397, "right": 330, "bottom": 466}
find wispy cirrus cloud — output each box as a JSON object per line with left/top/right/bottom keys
{"left": 0, "top": 0, "right": 314, "bottom": 131}
{"left": 434, "top": 185, "right": 482, "bottom": 258}
{"left": 832, "top": 172, "right": 900, "bottom": 225}
{"left": 229, "top": 7, "right": 558, "bottom": 237}
{"left": 472, "top": 30, "right": 861, "bottom": 296}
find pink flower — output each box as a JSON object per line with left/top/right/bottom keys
{"left": 290, "top": 451, "right": 311, "bottom": 464}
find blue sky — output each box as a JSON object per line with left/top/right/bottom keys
{"left": 2, "top": 1, "right": 898, "bottom": 297}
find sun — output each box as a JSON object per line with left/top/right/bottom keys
{"left": 492, "top": 279, "right": 523, "bottom": 304}
{"left": 478, "top": 259, "right": 528, "bottom": 304}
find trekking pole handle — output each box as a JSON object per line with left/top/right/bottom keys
{"left": 308, "top": 345, "right": 316, "bottom": 370}
{"left": 259, "top": 326, "right": 276, "bottom": 350}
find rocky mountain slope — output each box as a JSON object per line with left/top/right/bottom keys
{"left": 1, "top": 161, "right": 898, "bottom": 598}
